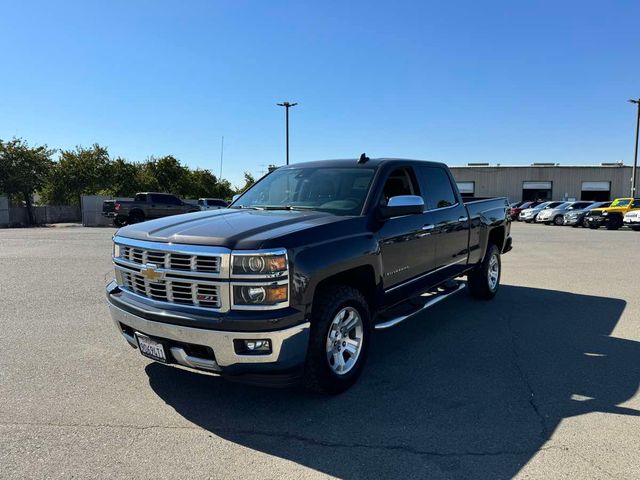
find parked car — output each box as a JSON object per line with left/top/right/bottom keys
{"left": 519, "top": 201, "right": 564, "bottom": 223}
{"left": 536, "top": 201, "right": 595, "bottom": 225}
{"left": 584, "top": 198, "right": 640, "bottom": 230}
{"left": 198, "top": 198, "right": 229, "bottom": 210}
{"left": 102, "top": 192, "right": 199, "bottom": 227}
{"left": 511, "top": 201, "right": 542, "bottom": 221}
{"left": 508, "top": 201, "right": 526, "bottom": 220}
{"left": 105, "top": 158, "right": 512, "bottom": 394}
{"left": 563, "top": 201, "right": 611, "bottom": 227}
{"left": 623, "top": 207, "right": 640, "bottom": 231}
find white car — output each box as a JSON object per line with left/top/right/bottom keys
{"left": 623, "top": 209, "right": 640, "bottom": 231}
{"left": 198, "top": 198, "right": 229, "bottom": 211}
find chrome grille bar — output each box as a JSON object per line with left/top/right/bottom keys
{"left": 113, "top": 236, "right": 231, "bottom": 312}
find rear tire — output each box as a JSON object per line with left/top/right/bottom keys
{"left": 128, "top": 210, "right": 145, "bottom": 224}
{"left": 303, "top": 285, "right": 371, "bottom": 394}
{"left": 631, "top": 226, "right": 640, "bottom": 231}
{"left": 113, "top": 215, "right": 127, "bottom": 227}
{"left": 467, "top": 244, "right": 501, "bottom": 300}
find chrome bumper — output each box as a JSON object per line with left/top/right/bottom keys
{"left": 108, "top": 301, "right": 310, "bottom": 373}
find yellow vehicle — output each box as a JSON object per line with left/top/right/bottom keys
{"left": 584, "top": 197, "right": 640, "bottom": 230}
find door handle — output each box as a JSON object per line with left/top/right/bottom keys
{"left": 422, "top": 224, "right": 435, "bottom": 231}
{"left": 458, "top": 216, "right": 468, "bottom": 222}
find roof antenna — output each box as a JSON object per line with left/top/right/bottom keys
{"left": 358, "top": 153, "right": 370, "bottom": 164}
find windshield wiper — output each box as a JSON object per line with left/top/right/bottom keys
{"left": 261, "top": 205, "right": 316, "bottom": 211}
{"left": 230, "top": 205, "right": 264, "bottom": 210}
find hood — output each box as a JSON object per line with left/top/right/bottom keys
{"left": 116, "top": 208, "right": 349, "bottom": 249}
{"left": 592, "top": 207, "right": 626, "bottom": 214}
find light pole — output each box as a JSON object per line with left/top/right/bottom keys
{"left": 277, "top": 101, "right": 297, "bottom": 165}
{"left": 629, "top": 98, "right": 640, "bottom": 197}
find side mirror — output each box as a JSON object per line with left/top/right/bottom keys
{"left": 232, "top": 194, "right": 240, "bottom": 203}
{"left": 379, "top": 195, "right": 424, "bottom": 218}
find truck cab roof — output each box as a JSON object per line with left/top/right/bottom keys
{"left": 275, "top": 158, "right": 448, "bottom": 170}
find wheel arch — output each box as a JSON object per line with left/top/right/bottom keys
{"left": 313, "top": 265, "right": 378, "bottom": 313}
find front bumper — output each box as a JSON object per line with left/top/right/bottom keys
{"left": 106, "top": 281, "right": 310, "bottom": 384}
{"left": 563, "top": 215, "right": 581, "bottom": 225}
{"left": 584, "top": 216, "right": 607, "bottom": 227}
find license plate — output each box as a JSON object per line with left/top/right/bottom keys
{"left": 135, "top": 333, "right": 167, "bottom": 363}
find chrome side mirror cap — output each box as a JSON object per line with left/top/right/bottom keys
{"left": 380, "top": 195, "right": 425, "bottom": 218}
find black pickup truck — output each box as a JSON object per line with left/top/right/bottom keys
{"left": 106, "top": 158, "right": 512, "bottom": 393}
{"left": 102, "top": 192, "right": 199, "bottom": 227}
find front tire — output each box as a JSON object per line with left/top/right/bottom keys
{"left": 303, "top": 285, "right": 371, "bottom": 394}
{"left": 606, "top": 216, "right": 623, "bottom": 230}
{"left": 468, "top": 244, "right": 501, "bottom": 300}
{"left": 554, "top": 215, "right": 564, "bottom": 226}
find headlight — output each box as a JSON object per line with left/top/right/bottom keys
{"left": 602, "top": 211, "right": 608, "bottom": 216}
{"left": 231, "top": 251, "right": 287, "bottom": 276}
{"left": 233, "top": 284, "right": 288, "bottom": 306}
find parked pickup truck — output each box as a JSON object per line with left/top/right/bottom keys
{"left": 105, "top": 158, "right": 512, "bottom": 393}
{"left": 583, "top": 197, "right": 640, "bottom": 230}
{"left": 102, "top": 192, "right": 199, "bottom": 227}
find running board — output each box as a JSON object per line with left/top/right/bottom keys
{"left": 374, "top": 281, "right": 467, "bottom": 330}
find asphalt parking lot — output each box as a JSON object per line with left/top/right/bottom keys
{"left": 1, "top": 223, "right": 639, "bottom": 479}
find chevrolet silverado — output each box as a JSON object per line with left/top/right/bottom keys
{"left": 105, "top": 157, "right": 512, "bottom": 393}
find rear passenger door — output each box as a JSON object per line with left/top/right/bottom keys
{"left": 416, "top": 166, "right": 470, "bottom": 279}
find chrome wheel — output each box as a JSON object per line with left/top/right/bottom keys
{"left": 487, "top": 253, "right": 500, "bottom": 291}
{"left": 325, "top": 307, "right": 364, "bottom": 376}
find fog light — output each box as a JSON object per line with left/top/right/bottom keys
{"left": 247, "top": 340, "right": 270, "bottom": 351}
{"left": 234, "top": 339, "right": 272, "bottom": 355}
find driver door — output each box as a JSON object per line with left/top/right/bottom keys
{"left": 377, "top": 167, "right": 437, "bottom": 296}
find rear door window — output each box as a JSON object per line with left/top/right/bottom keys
{"left": 416, "top": 166, "right": 458, "bottom": 210}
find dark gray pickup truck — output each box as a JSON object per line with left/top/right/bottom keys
{"left": 103, "top": 192, "right": 199, "bottom": 227}
{"left": 106, "top": 158, "right": 512, "bottom": 393}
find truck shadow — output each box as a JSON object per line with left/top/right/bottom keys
{"left": 145, "top": 285, "right": 639, "bottom": 479}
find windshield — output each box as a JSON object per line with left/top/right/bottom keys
{"left": 231, "top": 166, "right": 375, "bottom": 215}
{"left": 534, "top": 202, "right": 550, "bottom": 210}
{"left": 519, "top": 202, "right": 533, "bottom": 209}
{"left": 554, "top": 202, "right": 571, "bottom": 210}
{"left": 610, "top": 199, "right": 631, "bottom": 207}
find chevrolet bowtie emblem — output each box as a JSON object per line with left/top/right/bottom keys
{"left": 140, "top": 263, "right": 163, "bottom": 282}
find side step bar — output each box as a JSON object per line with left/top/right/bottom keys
{"left": 374, "top": 281, "right": 467, "bottom": 330}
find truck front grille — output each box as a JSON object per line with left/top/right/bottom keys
{"left": 120, "top": 271, "right": 221, "bottom": 308}
{"left": 113, "top": 238, "right": 231, "bottom": 312}
{"left": 120, "top": 245, "right": 221, "bottom": 274}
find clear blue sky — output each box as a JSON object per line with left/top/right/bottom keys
{"left": 1, "top": 0, "right": 639, "bottom": 186}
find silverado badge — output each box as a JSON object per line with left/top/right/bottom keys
{"left": 140, "top": 263, "right": 163, "bottom": 282}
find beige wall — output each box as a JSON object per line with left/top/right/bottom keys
{"left": 449, "top": 166, "right": 633, "bottom": 202}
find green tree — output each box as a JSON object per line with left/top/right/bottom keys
{"left": 104, "top": 157, "right": 143, "bottom": 197}
{"left": 236, "top": 172, "right": 256, "bottom": 194}
{"left": 142, "top": 155, "right": 189, "bottom": 195}
{"left": 0, "top": 138, "right": 54, "bottom": 224}
{"left": 42, "top": 144, "right": 111, "bottom": 205}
